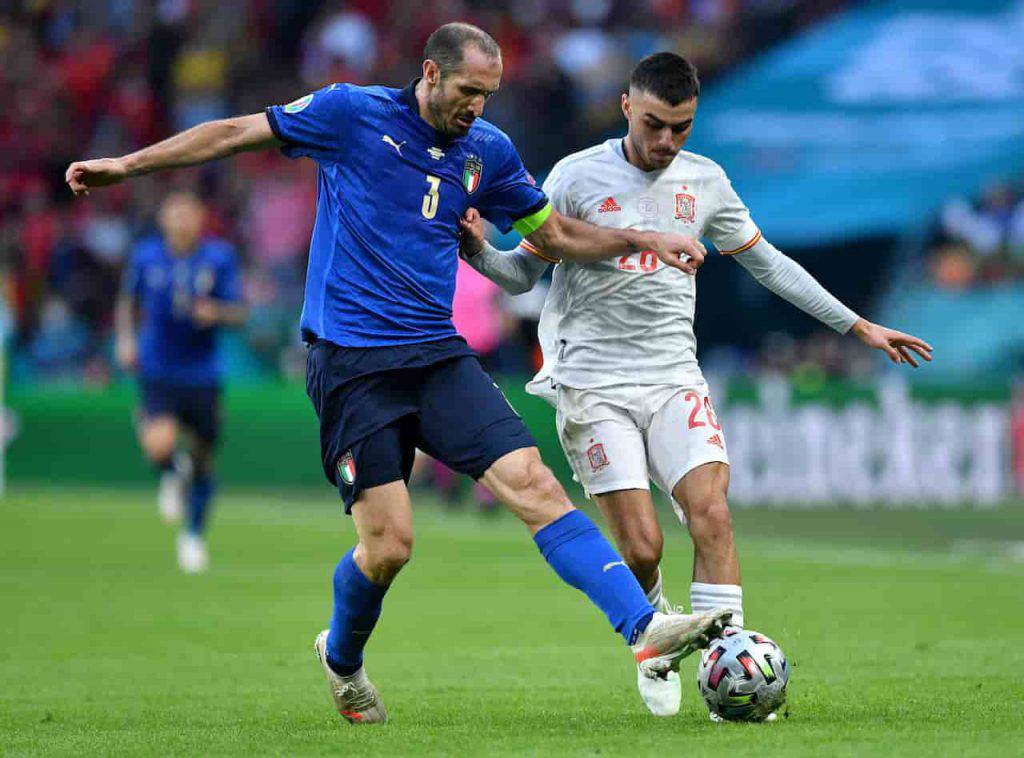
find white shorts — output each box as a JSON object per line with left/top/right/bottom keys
{"left": 555, "top": 382, "right": 729, "bottom": 518}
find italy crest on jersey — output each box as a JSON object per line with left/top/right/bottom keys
{"left": 337, "top": 451, "right": 356, "bottom": 485}
{"left": 462, "top": 155, "right": 483, "bottom": 194}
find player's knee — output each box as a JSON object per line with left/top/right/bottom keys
{"left": 362, "top": 530, "right": 413, "bottom": 579}
{"left": 141, "top": 426, "right": 176, "bottom": 466}
{"left": 688, "top": 495, "right": 733, "bottom": 545}
{"left": 621, "top": 530, "right": 663, "bottom": 581}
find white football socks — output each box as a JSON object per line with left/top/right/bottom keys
{"left": 645, "top": 569, "right": 673, "bottom": 613}
{"left": 690, "top": 582, "right": 744, "bottom": 628}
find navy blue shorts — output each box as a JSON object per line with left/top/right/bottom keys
{"left": 139, "top": 380, "right": 222, "bottom": 443}
{"left": 305, "top": 336, "right": 534, "bottom": 512}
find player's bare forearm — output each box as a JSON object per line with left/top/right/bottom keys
{"left": 526, "top": 210, "right": 705, "bottom": 274}
{"left": 527, "top": 212, "right": 646, "bottom": 262}
{"left": 123, "top": 115, "right": 277, "bottom": 176}
{"left": 66, "top": 114, "right": 279, "bottom": 195}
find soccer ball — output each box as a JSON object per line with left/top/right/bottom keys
{"left": 697, "top": 628, "right": 789, "bottom": 721}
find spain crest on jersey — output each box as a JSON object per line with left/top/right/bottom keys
{"left": 462, "top": 155, "right": 483, "bottom": 194}
{"left": 674, "top": 192, "right": 696, "bottom": 223}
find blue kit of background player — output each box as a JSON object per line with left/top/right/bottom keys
{"left": 117, "top": 191, "right": 245, "bottom": 573}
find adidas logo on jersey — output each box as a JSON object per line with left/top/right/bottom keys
{"left": 707, "top": 434, "right": 724, "bottom": 450}
{"left": 598, "top": 197, "right": 622, "bottom": 213}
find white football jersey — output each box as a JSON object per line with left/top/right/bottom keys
{"left": 528, "top": 139, "right": 761, "bottom": 400}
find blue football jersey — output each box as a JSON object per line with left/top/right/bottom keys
{"left": 123, "top": 235, "right": 242, "bottom": 386}
{"left": 265, "top": 81, "right": 549, "bottom": 347}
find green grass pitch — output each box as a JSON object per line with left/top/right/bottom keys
{"left": 3, "top": 485, "right": 1023, "bottom": 756}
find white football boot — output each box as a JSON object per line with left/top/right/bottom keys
{"left": 636, "top": 594, "right": 683, "bottom": 716}
{"left": 314, "top": 630, "right": 388, "bottom": 725}
{"left": 632, "top": 609, "right": 732, "bottom": 683}
{"left": 637, "top": 667, "right": 682, "bottom": 716}
{"left": 176, "top": 532, "right": 208, "bottom": 574}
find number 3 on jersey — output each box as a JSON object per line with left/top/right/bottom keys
{"left": 422, "top": 174, "right": 441, "bottom": 219}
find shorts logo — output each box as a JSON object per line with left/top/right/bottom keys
{"left": 706, "top": 434, "right": 724, "bottom": 450}
{"left": 284, "top": 94, "right": 313, "bottom": 113}
{"left": 337, "top": 451, "right": 356, "bottom": 485}
{"left": 675, "top": 191, "right": 696, "bottom": 222}
{"left": 463, "top": 155, "right": 483, "bottom": 194}
{"left": 587, "top": 442, "right": 609, "bottom": 472}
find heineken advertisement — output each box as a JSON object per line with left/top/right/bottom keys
{"left": 716, "top": 377, "right": 1015, "bottom": 508}
{"left": 5, "top": 379, "right": 1020, "bottom": 506}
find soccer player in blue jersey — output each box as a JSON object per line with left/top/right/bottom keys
{"left": 116, "top": 191, "right": 246, "bottom": 573}
{"left": 67, "top": 23, "right": 731, "bottom": 723}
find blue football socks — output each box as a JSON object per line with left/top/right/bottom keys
{"left": 534, "top": 509, "right": 654, "bottom": 644}
{"left": 186, "top": 474, "right": 213, "bottom": 536}
{"left": 326, "top": 549, "right": 389, "bottom": 676}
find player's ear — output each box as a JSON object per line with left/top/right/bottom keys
{"left": 423, "top": 59, "right": 440, "bottom": 87}
{"left": 621, "top": 93, "right": 631, "bottom": 122}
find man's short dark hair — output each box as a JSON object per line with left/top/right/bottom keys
{"left": 424, "top": 22, "right": 501, "bottom": 77}
{"left": 629, "top": 53, "right": 700, "bottom": 105}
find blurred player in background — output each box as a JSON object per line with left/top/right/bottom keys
{"left": 460, "top": 52, "right": 933, "bottom": 717}
{"left": 67, "top": 24, "right": 732, "bottom": 725}
{"left": 116, "top": 191, "right": 246, "bottom": 573}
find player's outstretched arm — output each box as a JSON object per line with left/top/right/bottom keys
{"left": 732, "top": 236, "right": 932, "bottom": 367}
{"left": 65, "top": 114, "right": 280, "bottom": 196}
{"left": 526, "top": 209, "right": 706, "bottom": 275}
{"left": 458, "top": 209, "right": 551, "bottom": 294}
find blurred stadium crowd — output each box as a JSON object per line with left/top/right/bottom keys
{"left": 0, "top": 0, "right": 942, "bottom": 388}
{"left": 931, "top": 180, "right": 1024, "bottom": 289}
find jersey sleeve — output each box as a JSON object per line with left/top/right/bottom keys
{"left": 213, "top": 248, "right": 243, "bottom": 303}
{"left": 705, "top": 169, "right": 761, "bottom": 255}
{"left": 265, "top": 84, "right": 352, "bottom": 161}
{"left": 474, "top": 137, "right": 550, "bottom": 236}
{"left": 541, "top": 161, "right": 577, "bottom": 218}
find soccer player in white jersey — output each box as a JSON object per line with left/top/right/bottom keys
{"left": 459, "top": 52, "right": 932, "bottom": 717}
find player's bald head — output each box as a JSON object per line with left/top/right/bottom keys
{"left": 424, "top": 22, "right": 501, "bottom": 78}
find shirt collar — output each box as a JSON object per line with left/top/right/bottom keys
{"left": 400, "top": 78, "right": 420, "bottom": 112}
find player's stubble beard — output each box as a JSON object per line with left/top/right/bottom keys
{"left": 426, "top": 83, "right": 470, "bottom": 137}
